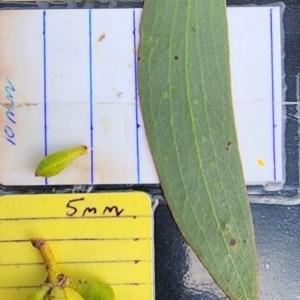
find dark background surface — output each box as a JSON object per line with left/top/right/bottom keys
{"left": 155, "top": 203, "right": 300, "bottom": 300}
{"left": 1, "top": 0, "right": 300, "bottom": 299}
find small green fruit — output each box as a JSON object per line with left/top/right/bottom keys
{"left": 35, "top": 145, "right": 90, "bottom": 177}
{"left": 66, "top": 276, "right": 115, "bottom": 300}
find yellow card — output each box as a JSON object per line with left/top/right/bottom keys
{"left": 0, "top": 192, "right": 154, "bottom": 299}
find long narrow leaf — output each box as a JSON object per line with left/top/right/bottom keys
{"left": 138, "top": 1, "right": 259, "bottom": 299}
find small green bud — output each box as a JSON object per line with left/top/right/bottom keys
{"left": 25, "top": 284, "right": 50, "bottom": 300}
{"left": 49, "top": 286, "right": 68, "bottom": 299}
{"left": 35, "top": 145, "right": 90, "bottom": 178}
{"left": 66, "top": 276, "right": 115, "bottom": 300}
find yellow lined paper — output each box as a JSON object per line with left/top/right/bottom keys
{"left": 0, "top": 192, "right": 153, "bottom": 299}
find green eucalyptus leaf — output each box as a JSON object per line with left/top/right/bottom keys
{"left": 138, "top": 0, "right": 259, "bottom": 299}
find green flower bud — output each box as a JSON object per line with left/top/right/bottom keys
{"left": 66, "top": 276, "right": 115, "bottom": 300}
{"left": 35, "top": 145, "right": 90, "bottom": 177}
{"left": 49, "top": 286, "right": 68, "bottom": 300}
{"left": 25, "top": 284, "right": 50, "bottom": 300}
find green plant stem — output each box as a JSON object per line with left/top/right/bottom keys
{"left": 31, "top": 238, "right": 60, "bottom": 284}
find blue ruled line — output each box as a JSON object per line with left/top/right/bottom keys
{"left": 270, "top": 8, "right": 276, "bottom": 181}
{"left": 43, "top": 11, "right": 48, "bottom": 185}
{"left": 133, "top": 9, "right": 140, "bottom": 183}
{"left": 89, "top": 9, "right": 94, "bottom": 184}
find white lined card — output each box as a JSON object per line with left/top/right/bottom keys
{"left": 0, "top": 7, "right": 283, "bottom": 186}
